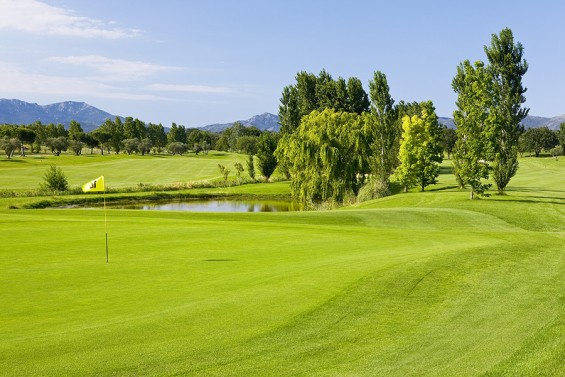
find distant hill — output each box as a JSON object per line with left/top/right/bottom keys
{"left": 201, "top": 112, "right": 280, "bottom": 132}
{"left": 439, "top": 114, "right": 563, "bottom": 130}
{"left": 0, "top": 99, "right": 118, "bottom": 132}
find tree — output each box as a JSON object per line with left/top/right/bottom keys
{"left": 247, "top": 154, "right": 256, "bottom": 180}
{"left": 45, "top": 137, "right": 69, "bottom": 156}
{"left": 278, "top": 85, "right": 300, "bottom": 134}
{"left": 168, "top": 142, "right": 188, "bottom": 155}
{"left": 452, "top": 60, "right": 493, "bottom": 199}
{"left": 90, "top": 129, "right": 112, "bottom": 155}
{"left": 139, "top": 138, "right": 152, "bottom": 156}
{"left": 394, "top": 101, "right": 443, "bottom": 192}
{"left": 485, "top": 28, "right": 529, "bottom": 194}
{"left": 69, "top": 140, "right": 84, "bottom": 156}
{"left": 256, "top": 131, "right": 279, "bottom": 182}
{"left": 217, "top": 164, "right": 230, "bottom": 185}
{"left": 41, "top": 165, "right": 69, "bottom": 192}
{"left": 68, "top": 121, "right": 84, "bottom": 142}
{"left": 365, "top": 71, "right": 400, "bottom": 194}
{"left": 147, "top": 123, "right": 167, "bottom": 153}
{"left": 83, "top": 133, "right": 99, "bottom": 154}
{"left": 276, "top": 109, "right": 366, "bottom": 204}
{"left": 167, "top": 123, "right": 187, "bottom": 145}
{"left": 557, "top": 123, "right": 565, "bottom": 154}
{"left": 16, "top": 127, "right": 36, "bottom": 157}
{"left": 234, "top": 162, "right": 244, "bottom": 183}
{"left": 236, "top": 135, "right": 259, "bottom": 155}
{"left": 442, "top": 126, "right": 457, "bottom": 159}
{"left": 1, "top": 137, "right": 20, "bottom": 158}
{"left": 347, "top": 77, "right": 370, "bottom": 114}
{"left": 522, "top": 127, "right": 558, "bottom": 157}
{"left": 123, "top": 138, "right": 140, "bottom": 154}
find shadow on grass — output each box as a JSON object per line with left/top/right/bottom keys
{"left": 439, "top": 166, "right": 454, "bottom": 175}
{"left": 428, "top": 185, "right": 460, "bottom": 192}
{"left": 0, "top": 159, "right": 27, "bottom": 163}
{"left": 202, "top": 259, "right": 240, "bottom": 262}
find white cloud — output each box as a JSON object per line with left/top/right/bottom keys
{"left": 147, "top": 83, "right": 232, "bottom": 94}
{"left": 47, "top": 55, "right": 181, "bottom": 81}
{"left": 0, "top": 61, "right": 232, "bottom": 102}
{"left": 0, "top": 0, "right": 140, "bottom": 38}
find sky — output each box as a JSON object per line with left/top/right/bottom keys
{"left": 0, "top": 0, "right": 564, "bottom": 127}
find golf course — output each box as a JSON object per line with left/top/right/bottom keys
{"left": 1, "top": 152, "right": 564, "bottom": 376}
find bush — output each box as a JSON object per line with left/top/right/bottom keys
{"left": 357, "top": 179, "right": 391, "bottom": 203}
{"left": 40, "top": 165, "right": 69, "bottom": 192}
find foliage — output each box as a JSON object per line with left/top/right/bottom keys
{"left": 442, "top": 126, "right": 457, "bottom": 159}
{"left": 40, "top": 164, "right": 69, "bottom": 192}
{"left": 236, "top": 135, "right": 259, "bottom": 155}
{"left": 365, "top": 70, "right": 400, "bottom": 193}
{"left": 556, "top": 123, "right": 565, "bottom": 153}
{"left": 276, "top": 109, "right": 366, "bottom": 204}
{"left": 256, "top": 131, "right": 279, "bottom": 181}
{"left": 246, "top": 154, "right": 256, "bottom": 180}
{"left": 217, "top": 163, "right": 230, "bottom": 185}
{"left": 234, "top": 162, "right": 244, "bottom": 183}
{"left": 167, "top": 123, "right": 187, "bottom": 145}
{"left": 168, "top": 142, "right": 188, "bottom": 156}
{"left": 123, "top": 138, "right": 140, "bottom": 155}
{"left": 147, "top": 123, "right": 167, "bottom": 152}
{"left": 485, "top": 28, "right": 529, "bottom": 194}
{"left": 452, "top": 60, "right": 493, "bottom": 198}
{"left": 16, "top": 127, "right": 36, "bottom": 157}
{"left": 521, "top": 127, "right": 558, "bottom": 157}
{"left": 68, "top": 121, "right": 84, "bottom": 142}
{"left": 394, "top": 101, "right": 444, "bottom": 192}
{"left": 0, "top": 137, "right": 20, "bottom": 158}
{"left": 69, "top": 140, "right": 84, "bottom": 156}
{"left": 45, "top": 136, "right": 69, "bottom": 156}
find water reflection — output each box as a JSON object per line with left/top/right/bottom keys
{"left": 112, "top": 199, "right": 300, "bottom": 212}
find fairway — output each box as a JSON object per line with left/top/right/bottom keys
{"left": 1, "top": 156, "right": 565, "bottom": 375}
{"left": 0, "top": 152, "right": 249, "bottom": 191}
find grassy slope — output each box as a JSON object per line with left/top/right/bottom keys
{"left": 1, "top": 156, "right": 564, "bottom": 376}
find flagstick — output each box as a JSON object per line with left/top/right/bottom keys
{"left": 104, "top": 190, "right": 108, "bottom": 263}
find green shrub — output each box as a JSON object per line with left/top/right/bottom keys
{"left": 40, "top": 165, "right": 69, "bottom": 192}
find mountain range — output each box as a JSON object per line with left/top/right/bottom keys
{"left": 1, "top": 99, "right": 564, "bottom": 133}
{"left": 0, "top": 99, "right": 116, "bottom": 132}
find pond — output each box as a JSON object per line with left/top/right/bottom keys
{"left": 105, "top": 199, "right": 301, "bottom": 213}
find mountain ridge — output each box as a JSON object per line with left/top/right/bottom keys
{"left": 1, "top": 99, "right": 563, "bottom": 133}
{"left": 0, "top": 99, "right": 117, "bottom": 132}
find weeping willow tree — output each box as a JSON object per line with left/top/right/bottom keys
{"left": 275, "top": 109, "right": 368, "bottom": 206}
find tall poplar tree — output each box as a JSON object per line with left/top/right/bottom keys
{"left": 366, "top": 71, "right": 399, "bottom": 194}
{"left": 485, "top": 28, "right": 529, "bottom": 194}
{"left": 452, "top": 60, "right": 493, "bottom": 199}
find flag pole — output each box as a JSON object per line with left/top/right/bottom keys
{"left": 104, "top": 188, "right": 108, "bottom": 263}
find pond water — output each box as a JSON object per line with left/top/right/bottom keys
{"left": 107, "top": 199, "right": 301, "bottom": 212}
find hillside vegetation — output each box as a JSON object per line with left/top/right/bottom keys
{"left": 1, "top": 156, "right": 564, "bottom": 375}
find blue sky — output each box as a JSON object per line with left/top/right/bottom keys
{"left": 0, "top": 0, "right": 563, "bottom": 127}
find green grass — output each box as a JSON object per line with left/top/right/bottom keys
{"left": 0, "top": 151, "right": 250, "bottom": 191}
{"left": 1, "top": 155, "right": 565, "bottom": 375}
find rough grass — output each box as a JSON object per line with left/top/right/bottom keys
{"left": 1, "top": 156, "right": 564, "bottom": 376}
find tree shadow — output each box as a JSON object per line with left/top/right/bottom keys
{"left": 428, "top": 185, "right": 460, "bottom": 192}
{"left": 439, "top": 166, "right": 453, "bottom": 175}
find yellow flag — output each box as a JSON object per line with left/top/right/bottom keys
{"left": 82, "top": 176, "right": 105, "bottom": 192}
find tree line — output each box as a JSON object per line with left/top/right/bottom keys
{"left": 0, "top": 116, "right": 281, "bottom": 160}
{"left": 275, "top": 28, "right": 563, "bottom": 204}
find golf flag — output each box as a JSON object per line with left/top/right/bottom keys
{"left": 82, "top": 176, "right": 105, "bottom": 192}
